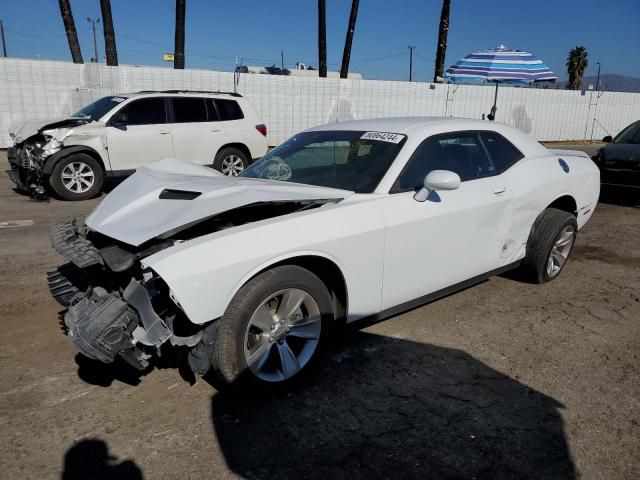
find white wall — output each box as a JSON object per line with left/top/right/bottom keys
{"left": 1, "top": 57, "right": 639, "bottom": 148}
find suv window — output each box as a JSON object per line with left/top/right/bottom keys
{"left": 216, "top": 99, "right": 244, "bottom": 120}
{"left": 393, "top": 132, "right": 494, "bottom": 192}
{"left": 172, "top": 97, "right": 207, "bottom": 123}
{"left": 111, "top": 98, "right": 167, "bottom": 125}
{"left": 480, "top": 131, "right": 523, "bottom": 173}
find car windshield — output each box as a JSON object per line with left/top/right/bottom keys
{"left": 613, "top": 121, "right": 640, "bottom": 144}
{"left": 72, "top": 96, "right": 127, "bottom": 121}
{"left": 241, "top": 130, "right": 407, "bottom": 193}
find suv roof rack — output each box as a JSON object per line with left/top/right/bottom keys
{"left": 136, "top": 89, "right": 243, "bottom": 97}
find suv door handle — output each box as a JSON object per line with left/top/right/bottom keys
{"left": 493, "top": 186, "right": 506, "bottom": 194}
{"left": 159, "top": 131, "right": 170, "bottom": 135}
{"left": 210, "top": 129, "right": 222, "bottom": 133}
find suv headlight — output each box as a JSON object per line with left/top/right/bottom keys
{"left": 43, "top": 138, "right": 62, "bottom": 156}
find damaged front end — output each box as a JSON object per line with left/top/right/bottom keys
{"left": 8, "top": 119, "right": 87, "bottom": 198}
{"left": 47, "top": 218, "right": 203, "bottom": 371}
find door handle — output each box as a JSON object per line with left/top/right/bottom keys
{"left": 493, "top": 186, "right": 506, "bottom": 194}
{"left": 210, "top": 129, "right": 222, "bottom": 133}
{"left": 159, "top": 131, "right": 170, "bottom": 135}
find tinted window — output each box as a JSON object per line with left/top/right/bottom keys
{"left": 480, "top": 132, "right": 523, "bottom": 173}
{"left": 111, "top": 98, "right": 166, "bottom": 125}
{"left": 216, "top": 99, "right": 244, "bottom": 120}
{"left": 394, "top": 132, "right": 494, "bottom": 191}
{"left": 172, "top": 97, "right": 207, "bottom": 123}
{"left": 206, "top": 99, "right": 220, "bottom": 121}
{"left": 614, "top": 121, "right": 640, "bottom": 144}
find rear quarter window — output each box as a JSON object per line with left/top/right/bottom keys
{"left": 480, "top": 132, "right": 524, "bottom": 173}
{"left": 216, "top": 99, "right": 244, "bottom": 120}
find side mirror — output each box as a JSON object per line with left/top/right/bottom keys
{"left": 414, "top": 170, "right": 461, "bottom": 202}
{"left": 602, "top": 135, "right": 612, "bottom": 143}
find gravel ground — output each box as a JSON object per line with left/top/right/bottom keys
{"left": 0, "top": 147, "right": 638, "bottom": 479}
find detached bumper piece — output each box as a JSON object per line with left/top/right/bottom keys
{"left": 50, "top": 218, "right": 103, "bottom": 269}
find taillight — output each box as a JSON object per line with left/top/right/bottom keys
{"left": 256, "top": 124, "right": 267, "bottom": 137}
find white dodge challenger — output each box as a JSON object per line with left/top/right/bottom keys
{"left": 48, "top": 117, "right": 599, "bottom": 386}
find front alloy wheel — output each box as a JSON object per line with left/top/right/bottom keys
{"left": 208, "top": 265, "right": 333, "bottom": 387}
{"left": 244, "top": 288, "right": 322, "bottom": 382}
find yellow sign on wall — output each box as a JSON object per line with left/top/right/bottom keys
{"left": 163, "top": 53, "right": 175, "bottom": 62}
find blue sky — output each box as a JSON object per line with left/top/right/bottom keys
{"left": 2, "top": 0, "right": 639, "bottom": 81}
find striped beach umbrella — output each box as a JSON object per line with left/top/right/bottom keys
{"left": 444, "top": 44, "right": 557, "bottom": 85}
{"left": 444, "top": 45, "right": 557, "bottom": 120}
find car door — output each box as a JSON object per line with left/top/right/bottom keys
{"left": 105, "top": 97, "right": 173, "bottom": 171}
{"left": 169, "top": 97, "right": 226, "bottom": 165}
{"left": 380, "top": 131, "right": 514, "bottom": 310}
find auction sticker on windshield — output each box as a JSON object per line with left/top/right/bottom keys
{"left": 360, "top": 131, "right": 405, "bottom": 143}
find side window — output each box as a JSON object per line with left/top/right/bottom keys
{"left": 206, "top": 99, "right": 220, "bottom": 121}
{"left": 480, "top": 132, "right": 524, "bottom": 173}
{"left": 216, "top": 99, "right": 244, "bottom": 120}
{"left": 111, "top": 98, "right": 166, "bottom": 125}
{"left": 172, "top": 97, "right": 207, "bottom": 123}
{"left": 393, "top": 132, "right": 494, "bottom": 192}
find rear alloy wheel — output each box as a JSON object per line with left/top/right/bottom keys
{"left": 518, "top": 208, "right": 578, "bottom": 283}
{"left": 49, "top": 154, "right": 104, "bottom": 201}
{"left": 210, "top": 265, "right": 333, "bottom": 387}
{"left": 213, "top": 147, "right": 248, "bottom": 176}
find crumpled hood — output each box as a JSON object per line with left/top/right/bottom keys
{"left": 86, "top": 158, "right": 352, "bottom": 246}
{"left": 9, "top": 117, "right": 89, "bottom": 144}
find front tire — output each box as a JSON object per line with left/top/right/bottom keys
{"left": 49, "top": 154, "right": 104, "bottom": 201}
{"left": 518, "top": 208, "right": 578, "bottom": 284}
{"left": 213, "top": 147, "right": 248, "bottom": 176}
{"left": 210, "top": 265, "right": 333, "bottom": 387}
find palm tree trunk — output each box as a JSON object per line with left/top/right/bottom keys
{"left": 433, "top": 0, "right": 450, "bottom": 83}
{"left": 58, "top": 0, "right": 83, "bottom": 64}
{"left": 100, "top": 0, "right": 118, "bottom": 66}
{"left": 174, "top": 0, "right": 186, "bottom": 69}
{"left": 318, "top": 0, "right": 327, "bottom": 78}
{"left": 340, "top": 0, "right": 359, "bottom": 79}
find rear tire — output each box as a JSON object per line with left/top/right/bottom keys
{"left": 518, "top": 208, "right": 578, "bottom": 284}
{"left": 210, "top": 265, "right": 334, "bottom": 388}
{"left": 49, "top": 154, "right": 104, "bottom": 201}
{"left": 213, "top": 147, "right": 248, "bottom": 176}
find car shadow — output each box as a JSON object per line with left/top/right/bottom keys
{"left": 61, "top": 438, "right": 143, "bottom": 480}
{"left": 210, "top": 331, "right": 576, "bottom": 479}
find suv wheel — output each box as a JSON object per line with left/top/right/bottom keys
{"left": 209, "top": 265, "right": 333, "bottom": 387}
{"left": 49, "top": 154, "right": 104, "bottom": 201}
{"left": 214, "top": 147, "right": 248, "bottom": 176}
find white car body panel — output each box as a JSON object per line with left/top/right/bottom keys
{"left": 81, "top": 117, "right": 599, "bottom": 327}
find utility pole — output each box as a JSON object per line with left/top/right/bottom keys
{"left": 408, "top": 45, "right": 415, "bottom": 82}
{"left": 0, "top": 20, "right": 7, "bottom": 57}
{"left": 595, "top": 61, "right": 601, "bottom": 92}
{"left": 281, "top": 49, "right": 284, "bottom": 70}
{"left": 87, "top": 17, "right": 100, "bottom": 62}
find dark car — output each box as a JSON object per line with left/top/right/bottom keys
{"left": 594, "top": 120, "right": 640, "bottom": 188}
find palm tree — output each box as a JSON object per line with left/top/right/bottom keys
{"left": 340, "top": 0, "right": 359, "bottom": 79}
{"left": 433, "top": 0, "right": 451, "bottom": 83}
{"left": 566, "top": 46, "right": 588, "bottom": 90}
{"left": 318, "top": 0, "right": 327, "bottom": 77}
{"left": 174, "top": 0, "right": 186, "bottom": 69}
{"left": 100, "top": 0, "right": 118, "bottom": 65}
{"left": 58, "top": 0, "right": 83, "bottom": 63}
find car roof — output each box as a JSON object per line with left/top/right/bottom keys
{"left": 306, "top": 116, "right": 457, "bottom": 133}
{"left": 114, "top": 90, "right": 243, "bottom": 99}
